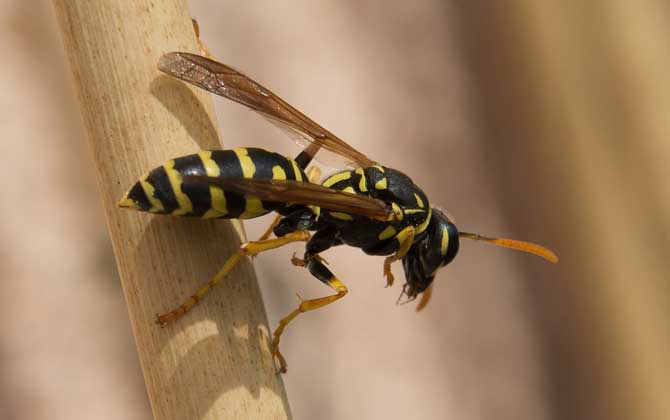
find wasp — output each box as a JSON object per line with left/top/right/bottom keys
{"left": 119, "top": 52, "right": 558, "bottom": 373}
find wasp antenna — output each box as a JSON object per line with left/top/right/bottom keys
{"left": 459, "top": 232, "right": 559, "bottom": 263}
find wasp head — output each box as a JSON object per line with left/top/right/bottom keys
{"left": 401, "top": 208, "right": 459, "bottom": 303}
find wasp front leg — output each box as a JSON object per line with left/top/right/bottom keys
{"left": 383, "top": 226, "right": 415, "bottom": 287}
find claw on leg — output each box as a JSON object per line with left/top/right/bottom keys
{"left": 270, "top": 256, "right": 348, "bottom": 374}
{"left": 383, "top": 260, "right": 395, "bottom": 287}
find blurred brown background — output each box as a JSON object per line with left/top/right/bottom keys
{"left": 1, "top": 1, "right": 666, "bottom": 419}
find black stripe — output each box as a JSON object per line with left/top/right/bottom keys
{"left": 146, "top": 166, "right": 178, "bottom": 214}
{"left": 173, "top": 154, "right": 210, "bottom": 217}
{"left": 326, "top": 179, "right": 353, "bottom": 191}
{"left": 210, "top": 150, "right": 246, "bottom": 218}
{"left": 127, "top": 181, "right": 152, "bottom": 212}
{"left": 246, "top": 148, "right": 295, "bottom": 180}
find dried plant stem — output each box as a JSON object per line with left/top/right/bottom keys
{"left": 53, "top": 2, "right": 291, "bottom": 419}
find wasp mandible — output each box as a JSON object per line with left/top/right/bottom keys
{"left": 119, "top": 52, "right": 558, "bottom": 373}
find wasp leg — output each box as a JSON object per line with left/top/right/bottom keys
{"left": 258, "top": 214, "right": 283, "bottom": 241}
{"left": 271, "top": 254, "right": 348, "bottom": 374}
{"left": 383, "top": 226, "right": 416, "bottom": 287}
{"left": 156, "top": 230, "right": 310, "bottom": 326}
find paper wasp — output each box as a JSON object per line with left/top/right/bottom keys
{"left": 119, "top": 52, "right": 558, "bottom": 373}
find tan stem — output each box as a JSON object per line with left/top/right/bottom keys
{"left": 52, "top": 1, "right": 292, "bottom": 419}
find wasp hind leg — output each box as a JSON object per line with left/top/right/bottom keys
{"left": 269, "top": 227, "right": 344, "bottom": 373}
{"left": 271, "top": 253, "right": 348, "bottom": 374}
{"left": 383, "top": 226, "right": 415, "bottom": 287}
{"left": 156, "top": 230, "right": 310, "bottom": 326}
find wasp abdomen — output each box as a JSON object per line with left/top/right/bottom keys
{"left": 119, "top": 147, "right": 306, "bottom": 219}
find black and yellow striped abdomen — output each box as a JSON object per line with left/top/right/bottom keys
{"left": 119, "top": 148, "right": 306, "bottom": 219}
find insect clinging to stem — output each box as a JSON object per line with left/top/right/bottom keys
{"left": 118, "top": 49, "right": 558, "bottom": 373}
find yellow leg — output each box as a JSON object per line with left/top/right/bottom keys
{"left": 156, "top": 230, "right": 310, "bottom": 326}
{"left": 270, "top": 273, "right": 348, "bottom": 374}
{"left": 383, "top": 226, "right": 416, "bottom": 287}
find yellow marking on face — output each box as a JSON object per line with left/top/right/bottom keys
{"left": 330, "top": 212, "right": 353, "bottom": 221}
{"left": 140, "top": 179, "right": 164, "bottom": 212}
{"left": 342, "top": 186, "right": 356, "bottom": 194}
{"left": 404, "top": 209, "right": 426, "bottom": 215}
{"left": 414, "top": 193, "right": 425, "bottom": 208}
{"left": 378, "top": 225, "right": 397, "bottom": 240}
{"left": 323, "top": 171, "right": 352, "bottom": 188}
{"left": 240, "top": 196, "right": 266, "bottom": 219}
{"left": 391, "top": 202, "right": 403, "bottom": 221}
{"left": 272, "top": 165, "right": 287, "bottom": 180}
{"left": 440, "top": 224, "right": 450, "bottom": 256}
{"left": 233, "top": 148, "right": 256, "bottom": 178}
{"left": 375, "top": 177, "right": 387, "bottom": 190}
{"left": 290, "top": 159, "right": 303, "bottom": 182}
{"left": 416, "top": 208, "right": 432, "bottom": 235}
{"left": 199, "top": 151, "right": 228, "bottom": 217}
{"left": 373, "top": 165, "right": 385, "bottom": 173}
{"left": 164, "top": 159, "right": 193, "bottom": 216}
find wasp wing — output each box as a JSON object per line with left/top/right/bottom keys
{"left": 183, "top": 175, "right": 391, "bottom": 221}
{"left": 158, "top": 52, "right": 376, "bottom": 168}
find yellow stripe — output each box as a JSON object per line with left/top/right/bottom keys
{"left": 290, "top": 159, "right": 303, "bottom": 182}
{"left": 164, "top": 159, "right": 193, "bottom": 216}
{"left": 373, "top": 165, "right": 385, "bottom": 173}
{"left": 404, "top": 209, "right": 426, "bottom": 215}
{"left": 233, "top": 148, "right": 256, "bottom": 178}
{"left": 199, "top": 151, "right": 221, "bottom": 176}
{"left": 308, "top": 205, "right": 321, "bottom": 220}
{"left": 440, "top": 224, "right": 450, "bottom": 255}
{"left": 414, "top": 193, "right": 425, "bottom": 209}
{"left": 395, "top": 226, "right": 413, "bottom": 246}
{"left": 140, "top": 179, "right": 164, "bottom": 213}
{"left": 416, "top": 208, "right": 432, "bottom": 235}
{"left": 375, "top": 177, "right": 387, "bottom": 190}
{"left": 355, "top": 168, "right": 367, "bottom": 192}
{"left": 272, "top": 165, "right": 287, "bottom": 180}
{"left": 232, "top": 149, "right": 266, "bottom": 218}
{"left": 240, "top": 197, "right": 266, "bottom": 219}
{"left": 330, "top": 212, "right": 353, "bottom": 221}
{"left": 199, "top": 151, "right": 228, "bottom": 218}
{"left": 323, "top": 171, "right": 351, "bottom": 187}
{"left": 342, "top": 186, "right": 356, "bottom": 194}
{"left": 378, "top": 225, "right": 397, "bottom": 240}
{"left": 391, "top": 202, "right": 403, "bottom": 221}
